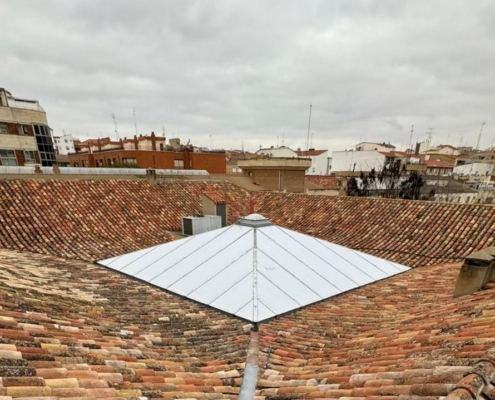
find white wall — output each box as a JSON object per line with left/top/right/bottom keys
{"left": 255, "top": 146, "right": 297, "bottom": 158}
{"left": 305, "top": 151, "right": 330, "bottom": 175}
{"left": 355, "top": 142, "right": 395, "bottom": 152}
{"left": 53, "top": 134, "right": 75, "bottom": 155}
{"left": 453, "top": 163, "right": 495, "bottom": 176}
{"left": 331, "top": 150, "right": 386, "bottom": 172}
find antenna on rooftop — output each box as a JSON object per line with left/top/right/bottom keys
{"left": 427, "top": 127, "right": 434, "bottom": 142}
{"left": 476, "top": 122, "right": 486, "bottom": 150}
{"left": 309, "top": 132, "right": 314, "bottom": 149}
{"left": 111, "top": 114, "right": 119, "bottom": 140}
{"left": 133, "top": 107, "right": 138, "bottom": 136}
{"left": 162, "top": 126, "right": 165, "bottom": 137}
{"left": 306, "top": 104, "right": 312, "bottom": 150}
{"left": 282, "top": 133, "right": 285, "bottom": 146}
{"left": 407, "top": 125, "right": 414, "bottom": 162}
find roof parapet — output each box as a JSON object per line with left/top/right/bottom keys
{"left": 453, "top": 248, "right": 495, "bottom": 297}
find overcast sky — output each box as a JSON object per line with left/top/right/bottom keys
{"left": 1, "top": 1, "right": 494, "bottom": 152}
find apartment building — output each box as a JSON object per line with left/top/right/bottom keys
{"left": 69, "top": 135, "right": 226, "bottom": 174}
{"left": 0, "top": 88, "right": 56, "bottom": 166}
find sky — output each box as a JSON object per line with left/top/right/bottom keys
{"left": 1, "top": 0, "right": 495, "bottom": 153}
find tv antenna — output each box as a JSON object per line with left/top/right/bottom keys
{"left": 476, "top": 122, "right": 486, "bottom": 150}
{"left": 111, "top": 114, "right": 119, "bottom": 140}
{"left": 427, "top": 127, "right": 434, "bottom": 142}
{"left": 306, "top": 104, "right": 312, "bottom": 150}
{"left": 133, "top": 107, "right": 138, "bottom": 136}
{"left": 407, "top": 125, "right": 414, "bottom": 161}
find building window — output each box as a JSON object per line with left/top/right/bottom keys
{"left": 64, "top": 139, "right": 68, "bottom": 143}
{"left": 82, "top": 160, "right": 88, "bottom": 167}
{"left": 17, "top": 125, "right": 30, "bottom": 135}
{"left": 24, "top": 150, "right": 36, "bottom": 164}
{"left": 0, "top": 123, "right": 8, "bottom": 135}
{"left": 123, "top": 157, "right": 137, "bottom": 166}
{"left": 0, "top": 149, "right": 18, "bottom": 166}
{"left": 73, "top": 162, "right": 79, "bottom": 167}
{"left": 66, "top": 146, "right": 69, "bottom": 150}
{"left": 174, "top": 159, "right": 184, "bottom": 169}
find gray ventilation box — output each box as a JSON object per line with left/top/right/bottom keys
{"left": 182, "top": 215, "right": 222, "bottom": 236}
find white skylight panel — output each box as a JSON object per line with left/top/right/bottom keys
{"left": 98, "top": 214, "right": 410, "bottom": 324}
{"left": 256, "top": 250, "right": 322, "bottom": 306}
{"left": 209, "top": 272, "right": 254, "bottom": 317}
{"left": 168, "top": 238, "right": 253, "bottom": 298}
{"left": 257, "top": 229, "right": 344, "bottom": 297}
{"left": 146, "top": 228, "right": 251, "bottom": 285}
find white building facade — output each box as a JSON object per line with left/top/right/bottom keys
{"left": 355, "top": 142, "right": 396, "bottom": 152}
{"left": 53, "top": 134, "right": 75, "bottom": 155}
{"left": 331, "top": 150, "right": 386, "bottom": 173}
{"left": 453, "top": 162, "right": 495, "bottom": 177}
{"left": 296, "top": 150, "right": 330, "bottom": 175}
{"left": 255, "top": 146, "right": 297, "bottom": 158}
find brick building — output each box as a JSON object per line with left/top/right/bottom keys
{"left": 0, "top": 88, "right": 56, "bottom": 166}
{"left": 238, "top": 158, "right": 311, "bottom": 192}
{"left": 69, "top": 135, "right": 226, "bottom": 174}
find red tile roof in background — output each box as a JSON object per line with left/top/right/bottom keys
{"left": 425, "top": 160, "right": 455, "bottom": 168}
{"left": 202, "top": 190, "right": 227, "bottom": 204}
{"left": 305, "top": 175, "right": 340, "bottom": 189}
{"left": 0, "top": 179, "right": 248, "bottom": 261}
{"left": 253, "top": 192, "right": 495, "bottom": 268}
{"left": 296, "top": 149, "right": 327, "bottom": 156}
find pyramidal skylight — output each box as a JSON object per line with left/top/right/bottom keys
{"left": 97, "top": 214, "right": 409, "bottom": 323}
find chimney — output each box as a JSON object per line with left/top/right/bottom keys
{"left": 454, "top": 249, "right": 494, "bottom": 297}
{"left": 146, "top": 168, "right": 157, "bottom": 185}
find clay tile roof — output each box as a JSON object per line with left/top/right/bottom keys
{"left": 296, "top": 149, "right": 327, "bottom": 156}
{"left": 0, "top": 179, "right": 248, "bottom": 261}
{"left": 252, "top": 192, "right": 495, "bottom": 268}
{"left": 2, "top": 249, "right": 495, "bottom": 398}
{"left": 305, "top": 175, "right": 340, "bottom": 189}
{"left": 7, "top": 179, "right": 495, "bottom": 398}
{"left": 425, "top": 159, "right": 455, "bottom": 168}
{"left": 203, "top": 190, "right": 227, "bottom": 204}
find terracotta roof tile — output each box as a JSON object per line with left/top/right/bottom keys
{"left": 0, "top": 249, "right": 493, "bottom": 398}
{"left": 305, "top": 175, "right": 340, "bottom": 189}
{"left": 0, "top": 179, "right": 249, "bottom": 261}
{"left": 253, "top": 192, "right": 495, "bottom": 267}
{"left": 3, "top": 179, "right": 495, "bottom": 398}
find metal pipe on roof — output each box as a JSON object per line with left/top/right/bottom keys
{"left": 239, "top": 326, "right": 259, "bottom": 400}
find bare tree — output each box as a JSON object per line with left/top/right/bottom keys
{"left": 346, "top": 161, "right": 424, "bottom": 200}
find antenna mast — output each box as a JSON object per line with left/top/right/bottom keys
{"left": 427, "top": 127, "right": 434, "bottom": 142}
{"left": 133, "top": 107, "right": 138, "bottom": 136}
{"left": 476, "top": 122, "right": 486, "bottom": 150}
{"left": 111, "top": 114, "right": 119, "bottom": 140}
{"left": 306, "top": 104, "right": 312, "bottom": 150}
{"left": 407, "top": 124, "right": 414, "bottom": 162}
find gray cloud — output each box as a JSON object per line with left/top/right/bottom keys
{"left": 1, "top": 0, "right": 495, "bottom": 152}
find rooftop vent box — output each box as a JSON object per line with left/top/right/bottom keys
{"left": 182, "top": 215, "right": 222, "bottom": 236}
